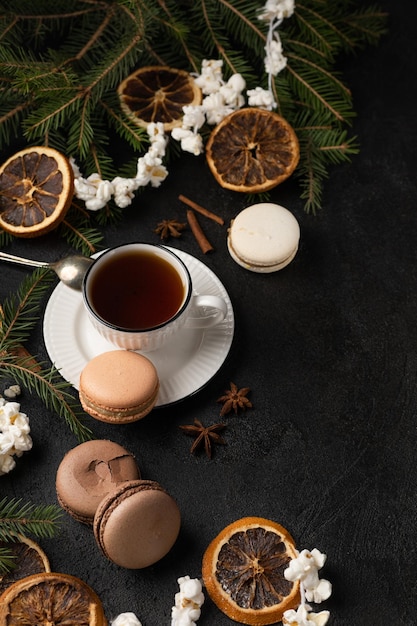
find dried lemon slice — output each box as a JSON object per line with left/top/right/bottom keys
{"left": 118, "top": 65, "right": 202, "bottom": 131}
{"left": 0, "top": 146, "right": 74, "bottom": 238}
{"left": 0, "top": 535, "right": 50, "bottom": 595}
{"left": 206, "top": 108, "right": 300, "bottom": 193}
{"left": 202, "top": 516, "right": 300, "bottom": 625}
{"left": 0, "top": 572, "right": 108, "bottom": 625}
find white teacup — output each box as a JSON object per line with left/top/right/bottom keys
{"left": 82, "top": 243, "right": 228, "bottom": 351}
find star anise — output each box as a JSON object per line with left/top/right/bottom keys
{"left": 180, "top": 419, "right": 226, "bottom": 458}
{"left": 154, "top": 218, "right": 187, "bottom": 240}
{"left": 217, "top": 382, "right": 253, "bottom": 416}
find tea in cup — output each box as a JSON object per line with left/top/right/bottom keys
{"left": 82, "top": 243, "right": 228, "bottom": 351}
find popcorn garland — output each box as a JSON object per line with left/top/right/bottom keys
{"left": 72, "top": 0, "right": 294, "bottom": 212}
{"left": 0, "top": 391, "right": 32, "bottom": 476}
{"left": 283, "top": 549, "right": 332, "bottom": 626}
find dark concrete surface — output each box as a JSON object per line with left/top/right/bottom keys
{"left": 0, "top": 2, "right": 416, "bottom": 623}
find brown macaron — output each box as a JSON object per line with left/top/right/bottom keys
{"left": 79, "top": 350, "right": 159, "bottom": 423}
{"left": 93, "top": 479, "right": 181, "bottom": 569}
{"left": 56, "top": 439, "right": 140, "bottom": 525}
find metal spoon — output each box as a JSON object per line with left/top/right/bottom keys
{"left": 0, "top": 251, "right": 94, "bottom": 290}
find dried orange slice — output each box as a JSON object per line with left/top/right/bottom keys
{"left": 202, "top": 516, "right": 300, "bottom": 625}
{"left": 0, "top": 146, "right": 74, "bottom": 238}
{"left": 206, "top": 108, "right": 300, "bottom": 193}
{"left": 0, "top": 535, "right": 51, "bottom": 595}
{"left": 0, "top": 572, "right": 108, "bottom": 625}
{"left": 118, "top": 65, "right": 202, "bottom": 131}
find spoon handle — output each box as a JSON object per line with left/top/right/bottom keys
{"left": 0, "top": 251, "right": 47, "bottom": 268}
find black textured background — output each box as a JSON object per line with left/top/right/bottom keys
{"left": 1, "top": 2, "right": 416, "bottom": 624}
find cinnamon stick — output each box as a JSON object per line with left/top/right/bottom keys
{"left": 179, "top": 194, "right": 224, "bottom": 225}
{"left": 186, "top": 210, "right": 214, "bottom": 254}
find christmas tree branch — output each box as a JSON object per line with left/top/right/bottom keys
{"left": 0, "top": 269, "right": 93, "bottom": 442}
{"left": 0, "top": 497, "right": 62, "bottom": 574}
{"left": 0, "top": 0, "right": 388, "bottom": 218}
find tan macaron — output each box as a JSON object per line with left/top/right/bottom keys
{"left": 79, "top": 350, "right": 159, "bottom": 423}
{"left": 93, "top": 479, "right": 181, "bottom": 569}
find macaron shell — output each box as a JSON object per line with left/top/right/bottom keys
{"left": 94, "top": 480, "right": 181, "bottom": 569}
{"left": 56, "top": 439, "right": 140, "bottom": 524}
{"left": 228, "top": 203, "right": 300, "bottom": 272}
{"left": 79, "top": 350, "right": 159, "bottom": 423}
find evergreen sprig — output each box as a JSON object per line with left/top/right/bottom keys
{"left": 0, "top": 0, "right": 387, "bottom": 219}
{"left": 0, "top": 497, "right": 62, "bottom": 574}
{"left": 0, "top": 497, "right": 62, "bottom": 542}
{"left": 0, "top": 268, "right": 93, "bottom": 442}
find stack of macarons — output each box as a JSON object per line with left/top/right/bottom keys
{"left": 78, "top": 350, "right": 159, "bottom": 423}
{"left": 227, "top": 202, "right": 300, "bottom": 273}
{"left": 56, "top": 440, "right": 181, "bottom": 569}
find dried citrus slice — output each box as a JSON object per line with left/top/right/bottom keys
{"left": 206, "top": 108, "right": 300, "bottom": 193}
{"left": 0, "top": 572, "right": 108, "bottom": 625}
{"left": 118, "top": 65, "right": 202, "bottom": 131}
{"left": 0, "top": 146, "right": 74, "bottom": 238}
{"left": 0, "top": 535, "right": 50, "bottom": 595}
{"left": 202, "top": 516, "right": 300, "bottom": 625}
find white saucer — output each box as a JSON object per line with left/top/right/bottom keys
{"left": 43, "top": 247, "right": 234, "bottom": 407}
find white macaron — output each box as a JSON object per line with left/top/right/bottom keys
{"left": 227, "top": 203, "right": 300, "bottom": 273}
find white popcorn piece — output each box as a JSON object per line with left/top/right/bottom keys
{"left": 194, "top": 59, "right": 224, "bottom": 94}
{"left": 264, "top": 37, "right": 287, "bottom": 76}
{"left": 111, "top": 177, "right": 140, "bottom": 208}
{"left": 0, "top": 399, "right": 32, "bottom": 475}
{"left": 147, "top": 121, "right": 166, "bottom": 139}
{"left": 88, "top": 178, "right": 114, "bottom": 211}
{"left": 171, "top": 128, "right": 204, "bottom": 156}
{"left": 110, "top": 613, "right": 142, "bottom": 626}
{"left": 305, "top": 578, "right": 332, "bottom": 604}
{"left": 247, "top": 86, "right": 275, "bottom": 110}
{"left": 258, "top": 0, "right": 295, "bottom": 22}
{"left": 3, "top": 384, "right": 21, "bottom": 399}
{"left": 74, "top": 173, "right": 114, "bottom": 211}
{"left": 136, "top": 153, "right": 168, "bottom": 187}
{"left": 219, "top": 73, "right": 246, "bottom": 108}
{"left": 148, "top": 122, "right": 168, "bottom": 157}
{"left": 285, "top": 549, "right": 332, "bottom": 603}
{"left": 171, "top": 576, "right": 204, "bottom": 626}
{"left": 181, "top": 105, "right": 206, "bottom": 131}
{"left": 0, "top": 453, "right": 16, "bottom": 476}
{"left": 202, "top": 92, "right": 234, "bottom": 125}
{"left": 0, "top": 432, "right": 15, "bottom": 455}
{"left": 283, "top": 604, "right": 330, "bottom": 626}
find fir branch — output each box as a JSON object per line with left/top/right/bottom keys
{"left": 59, "top": 217, "right": 103, "bottom": 257}
{"left": 0, "top": 497, "right": 62, "bottom": 542}
{"left": 0, "top": 269, "right": 54, "bottom": 349}
{"left": 0, "top": 496, "right": 62, "bottom": 573}
{"left": 0, "top": 547, "right": 16, "bottom": 575}
{"left": 0, "top": 0, "right": 388, "bottom": 215}
{"left": 0, "top": 269, "right": 93, "bottom": 442}
{"left": 100, "top": 96, "right": 148, "bottom": 153}
{"left": 0, "top": 229, "right": 13, "bottom": 248}
{"left": 0, "top": 355, "right": 93, "bottom": 442}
